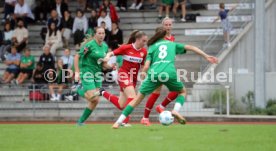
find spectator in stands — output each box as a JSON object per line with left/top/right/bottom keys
{"left": 100, "top": 21, "right": 110, "bottom": 43}
{"left": 39, "top": 45, "right": 55, "bottom": 72}
{"left": 45, "top": 22, "right": 63, "bottom": 55}
{"left": 41, "top": 9, "right": 62, "bottom": 42}
{"left": 1, "top": 46, "right": 21, "bottom": 84}
{"left": 14, "top": 48, "right": 35, "bottom": 85}
{"left": 99, "top": 0, "right": 119, "bottom": 23}
{"left": 73, "top": 9, "right": 88, "bottom": 49}
{"left": 173, "top": 0, "right": 187, "bottom": 22}
{"left": 88, "top": 9, "right": 98, "bottom": 31}
{"left": 129, "top": 0, "right": 143, "bottom": 10}
{"left": 32, "top": 62, "right": 47, "bottom": 84}
{"left": 13, "top": 0, "right": 35, "bottom": 26}
{"left": 51, "top": 0, "right": 68, "bottom": 18}
{"left": 116, "top": 0, "right": 127, "bottom": 11}
{"left": 2, "top": 0, "right": 17, "bottom": 23}
{"left": 61, "top": 10, "right": 74, "bottom": 48}
{"left": 97, "top": 9, "right": 112, "bottom": 31}
{"left": 58, "top": 48, "right": 74, "bottom": 83}
{"left": 108, "top": 22, "right": 123, "bottom": 50}
{"left": 0, "top": 21, "right": 14, "bottom": 62}
{"left": 213, "top": 3, "right": 237, "bottom": 48}
{"left": 34, "top": 0, "right": 52, "bottom": 23}
{"left": 12, "top": 19, "right": 28, "bottom": 53}
{"left": 86, "top": 0, "right": 100, "bottom": 11}
{"left": 158, "top": 0, "right": 173, "bottom": 22}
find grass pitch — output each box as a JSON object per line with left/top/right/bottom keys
{"left": 0, "top": 124, "right": 275, "bottom": 151}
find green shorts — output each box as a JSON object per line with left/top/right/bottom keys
{"left": 162, "top": 0, "right": 174, "bottom": 5}
{"left": 139, "top": 75, "right": 184, "bottom": 95}
{"left": 81, "top": 71, "right": 103, "bottom": 92}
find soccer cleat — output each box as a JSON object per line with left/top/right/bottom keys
{"left": 155, "top": 105, "right": 165, "bottom": 114}
{"left": 112, "top": 123, "right": 120, "bottom": 129}
{"left": 171, "top": 110, "right": 186, "bottom": 125}
{"left": 76, "top": 122, "right": 85, "bottom": 126}
{"left": 140, "top": 117, "right": 151, "bottom": 126}
{"left": 121, "top": 123, "right": 132, "bottom": 127}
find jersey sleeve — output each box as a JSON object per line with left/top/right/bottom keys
{"left": 113, "top": 45, "right": 127, "bottom": 56}
{"left": 175, "top": 43, "right": 187, "bottom": 54}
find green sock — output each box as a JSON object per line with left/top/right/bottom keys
{"left": 176, "top": 95, "right": 186, "bottom": 106}
{"left": 122, "top": 105, "right": 134, "bottom": 117}
{"left": 77, "top": 88, "right": 85, "bottom": 97}
{"left": 78, "top": 108, "right": 92, "bottom": 123}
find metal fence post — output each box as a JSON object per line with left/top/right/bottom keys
{"left": 225, "top": 85, "right": 230, "bottom": 116}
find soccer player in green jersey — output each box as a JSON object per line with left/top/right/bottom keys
{"left": 74, "top": 27, "right": 114, "bottom": 125}
{"left": 112, "top": 27, "right": 218, "bottom": 129}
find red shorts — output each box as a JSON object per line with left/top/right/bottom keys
{"left": 118, "top": 74, "right": 137, "bottom": 92}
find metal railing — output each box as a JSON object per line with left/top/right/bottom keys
{"left": 200, "top": 0, "right": 254, "bottom": 73}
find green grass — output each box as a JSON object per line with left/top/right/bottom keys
{"left": 0, "top": 124, "right": 275, "bottom": 151}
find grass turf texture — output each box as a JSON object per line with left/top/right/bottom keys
{"left": 0, "top": 124, "right": 275, "bottom": 151}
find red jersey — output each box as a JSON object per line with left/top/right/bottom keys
{"left": 165, "top": 35, "right": 175, "bottom": 42}
{"left": 113, "top": 44, "right": 147, "bottom": 77}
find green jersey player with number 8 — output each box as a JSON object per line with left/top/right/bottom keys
{"left": 112, "top": 27, "right": 219, "bottom": 129}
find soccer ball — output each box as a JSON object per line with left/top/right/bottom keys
{"left": 159, "top": 111, "right": 174, "bottom": 126}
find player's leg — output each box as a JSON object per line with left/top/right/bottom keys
{"left": 100, "top": 88, "right": 123, "bottom": 110}
{"left": 164, "top": 79, "right": 187, "bottom": 124}
{"left": 120, "top": 86, "right": 137, "bottom": 124}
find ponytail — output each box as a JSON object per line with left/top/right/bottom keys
{"left": 148, "top": 27, "right": 166, "bottom": 46}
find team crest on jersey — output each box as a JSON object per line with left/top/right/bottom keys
{"left": 140, "top": 52, "right": 144, "bottom": 57}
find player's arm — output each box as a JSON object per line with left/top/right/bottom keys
{"left": 103, "top": 52, "right": 114, "bottom": 62}
{"left": 185, "top": 45, "right": 218, "bottom": 64}
{"left": 230, "top": 4, "right": 238, "bottom": 12}
{"left": 212, "top": 16, "right": 220, "bottom": 23}
{"left": 102, "top": 61, "right": 116, "bottom": 72}
{"left": 140, "top": 60, "right": 151, "bottom": 80}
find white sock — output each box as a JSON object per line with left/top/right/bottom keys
{"left": 116, "top": 114, "right": 126, "bottom": 124}
{"left": 173, "top": 103, "right": 182, "bottom": 112}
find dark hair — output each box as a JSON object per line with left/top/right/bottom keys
{"left": 148, "top": 27, "right": 167, "bottom": 46}
{"left": 76, "top": 9, "right": 84, "bottom": 16}
{"left": 36, "top": 62, "right": 43, "bottom": 67}
{"left": 219, "top": 3, "right": 225, "bottom": 9}
{"left": 4, "top": 21, "right": 11, "bottom": 31}
{"left": 127, "top": 30, "right": 146, "bottom": 44}
{"left": 48, "top": 22, "right": 57, "bottom": 36}
{"left": 101, "top": 9, "right": 107, "bottom": 14}
{"left": 101, "top": 21, "right": 106, "bottom": 24}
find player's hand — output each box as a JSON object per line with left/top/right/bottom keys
{"left": 75, "top": 72, "right": 80, "bottom": 81}
{"left": 205, "top": 55, "right": 218, "bottom": 64}
{"left": 140, "top": 72, "right": 147, "bottom": 81}
{"left": 103, "top": 56, "right": 110, "bottom": 62}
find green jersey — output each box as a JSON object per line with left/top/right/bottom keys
{"left": 21, "top": 55, "right": 35, "bottom": 70}
{"left": 78, "top": 39, "right": 108, "bottom": 73}
{"left": 146, "top": 39, "right": 186, "bottom": 76}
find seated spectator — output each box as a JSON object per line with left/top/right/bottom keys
{"left": 57, "top": 48, "right": 74, "bottom": 83}
{"left": 15, "top": 48, "right": 35, "bottom": 85}
{"left": 41, "top": 10, "right": 62, "bottom": 42}
{"left": 45, "top": 22, "right": 63, "bottom": 55}
{"left": 97, "top": 9, "right": 112, "bottom": 31}
{"left": 116, "top": 0, "right": 127, "bottom": 11}
{"left": 129, "top": 0, "right": 143, "bottom": 10}
{"left": 49, "top": 80, "right": 64, "bottom": 101}
{"left": 39, "top": 45, "right": 55, "bottom": 72}
{"left": 86, "top": 0, "right": 99, "bottom": 11}
{"left": 13, "top": 0, "right": 35, "bottom": 26}
{"left": 61, "top": 10, "right": 74, "bottom": 48}
{"left": 173, "top": 0, "right": 187, "bottom": 22}
{"left": 88, "top": 9, "right": 98, "bottom": 31}
{"left": 108, "top": 22, "right": 123, "bottom": 50}
{"left": 34, "top": 0, "right": 52, "bottom": 23}
{"left": 158, "top": 0, "right": 173, "bottom": 22}
{"left": 12, "top": 19, "right": 28, "bottom": 53}
{"left": 32, "top": 62, "right": 47, "bottom": 84}
{"left": 51, "top": 0, "right": 68, "bottom": 18}
{"left": 0, "top": 21, "right": 14, "bottom": 62}
{"left": 100, "top": 21, "right": 110, "bottom": 43}
{"left": 73, "top": 9, "right": 88, "bottom": 49}
{"left": 2, "top": 0, "right": 17, "bottom": 22}
{"left": 1, "top": 46, "right": 21, "bottom": 84}
{"left": 99, "top": 0, "right": 119, "bottom": 23}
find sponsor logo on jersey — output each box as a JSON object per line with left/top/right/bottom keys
{"left": 123, "top": 55, "right": 143, "bottom": 63}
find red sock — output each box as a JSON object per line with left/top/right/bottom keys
{"left": 143, "top": 93, "right": 160, "bottom": 118}
{"left": 123, "top": 98, "right": 133, "bottom": 123}
{"left": 103, "top": 91, "right": 122, "bottom": 110}
{"left": 161, "top": 92, "right": 178, "bottom": 107}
